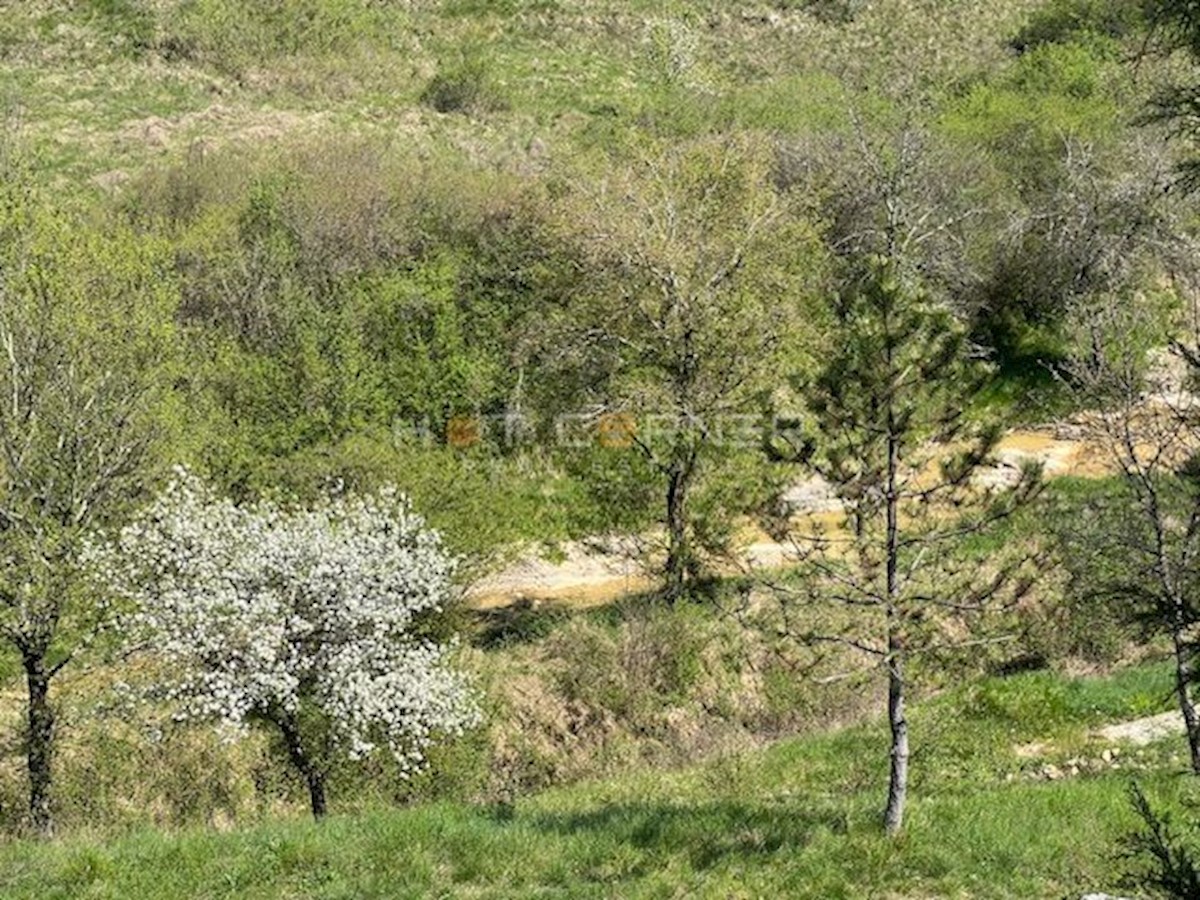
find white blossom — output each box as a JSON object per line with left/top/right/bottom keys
{"left": 87, "top": 469, "right": 480, "bottom": 773}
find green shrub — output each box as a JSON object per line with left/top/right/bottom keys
{"left": 1011, "top": 0, "right": 1145, "bottom": 52}
{"left": 420, "top": 58, "right": 510, "bottom": 115}
{"left": 547, "top": 605, "right": 713, "bottom": 724}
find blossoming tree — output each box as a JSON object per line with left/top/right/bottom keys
{"left": 88, "top": 471, "right": 479, "bottom": 819}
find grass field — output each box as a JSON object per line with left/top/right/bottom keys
{"left": 0, "top": 660, "right": 1192, "bottom": 899}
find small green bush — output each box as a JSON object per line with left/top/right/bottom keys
{"left": 420, "top": 58, "right": 510, "bottom": 115}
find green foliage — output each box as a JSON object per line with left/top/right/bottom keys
{"left": 237, "top": 432, "right": 588, "bottom": 561}
{"left": 1125, "top": 782, "right": 1200, "bottom": 899}
{"left": 1141, "top": 0, "right": 1200, "bottom": 189}
{"left": 806, "top": 259, "right": 993, "bottom": 479}
{"left": 1146, "top": 0, "right": 1200, "bottom": 58}
{"left": 1011, "top": 0, "right": 1146, "bottom": 52}
{"left": 964, "top": 663, "right": 1174, "bottom": 734}
{"left": 1050, "top": 467, "right": 1200, "bottom": 657}
{"left": 935, "top": 38, "right": 1183, "bottom": 370}
{"left": 0, "top": 171, "right": 187, "bottom": 833}
{"left": 547, "top": 604, "right": 711, "bottom": 724}
{"left": 119, "top": 141, "right": 595, "bottom": 557}
{"left": 941, "top": 41, "right": 1124, "bottom": 188}
{"left": 555, "top": 445, "right": 661, "bottom": 538}
{"left": 547, "top": 136, "right": 822, "bottom": 596}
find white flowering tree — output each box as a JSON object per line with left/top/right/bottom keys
{"left": 87, "top": 471, "right": 479, "bottom": 819}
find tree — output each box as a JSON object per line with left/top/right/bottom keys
{"left": 1124, "top": 780, "right": 1200, "bottom": 899}
{"left": 87, "top": 473, "right": 479, "bottom": 819}
{"left": 777, "top": 119, "right": 989, "bottom": 315}
{"left": 760, "top": 259, "right": 1040, "bottom": 835}
{"left": 548, "top": 136, "right": 818, "bottom": 602}
{"left": 1060, "top": 295, "right": 1200, "bottom": 773}
{"left": 1144, "top": 0, "right": 1200, "bottom": 190}
{"left": 0, "top": 166, "right": 177, "bottom": 836}
{"left": 781, "top": 111, "right": 1189, "bottom": 381}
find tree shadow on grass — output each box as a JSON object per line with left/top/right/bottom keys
{"left": 470, "top": 599, "right": 572, "bottom": 649}
{"left": 530, "top": 801, "right": 848, "bottom": 871}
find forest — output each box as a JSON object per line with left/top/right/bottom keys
{"left": 4, "top": 0, "right": 1200, "bottom": 897}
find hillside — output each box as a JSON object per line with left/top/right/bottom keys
{"left": 4, "top": 0, "right": 1042, "bottom": 184}
{"left": 5, "top": 2, "right": 1200, "bottom": 897}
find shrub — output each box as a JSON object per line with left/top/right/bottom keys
{"left": 420, "top": 58, "right": 510, "bottom": 115}
{"left": 1011, "top": 0, "right": 1145, "bottom": 53}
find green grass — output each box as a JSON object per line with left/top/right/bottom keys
{"left": 1, "top": 662, "right": 1193, "bottom": 898}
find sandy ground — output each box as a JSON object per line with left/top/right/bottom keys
{"left": 468, "top": 426, "right": 1112, "bottom": 609}
{"left": 1096, "top": 711, "right": 1185, "bottom": 746}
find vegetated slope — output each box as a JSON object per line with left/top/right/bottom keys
{"left": 0, "top": 661, "right": 1190, "bottom": 899}
{"left": 2, "top": 0, "right": 1041, "bottom": 184}
{"left": 2, "top": 0, "right": 1193, "bottom": 859}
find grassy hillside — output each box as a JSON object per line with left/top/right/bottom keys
{"left": 0, "top": 661, "right": 1192, "bottom": 898}
{"left": 4, "top": 1, "right": 1200, "bottom": 889}
{"left": 3, "top": 0, "right": 1043, "bottom": 184}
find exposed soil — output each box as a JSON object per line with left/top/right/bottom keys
{"left": 469, "top": 426, "right": 1117, "bottom": 609}
{"left": 1095, "top": 711, "right": 1184, "bottom": 746}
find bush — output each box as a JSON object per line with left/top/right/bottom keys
{"left": 420, "top": 58, "right": 510, "bottom": 115}
{"left": 1011, "top": 0, "right": 1145, "bottom": 53}
{"left": 1124, "top": 783, "right": 1200, "bottom": 899}
{"left": 548, "top": 605, "right": 711, "bottom": 727}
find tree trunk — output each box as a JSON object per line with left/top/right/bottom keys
{"left": 884, "top": 643, "right": 909, "bottom": 836}
{"left": 1141, "top": 479, "right": 1199, "bottom": 774}
{"left": 664, "top": 456, "right": 692, "bottom": 604}
{"left": 24, "top": 654, "right": 55, "bottom": 838}
{"left": 305, "top": 768, "right": 328, "bottom": 819}
{"left": 883, "top": 334, "right": 907, "bottom": 837}
{"left": 1171, "top": 628, "right": 1200, "bottom": 774}
{"left": 277, "top": 713, "right": 329, "bottom": 820}
{"left": 883, "top": 503, "right": 909, "bottom": 835}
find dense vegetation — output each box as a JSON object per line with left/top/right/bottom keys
{"left": 6, "top": 0, "right": 1200, "bottom": 895}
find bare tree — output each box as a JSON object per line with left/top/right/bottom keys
{"left": 776, "top": 115, "right": 992, "bottom": 316}
{"left": 970, "top": 135, "right": 1193, "bottom": 356}
{"left": 550, "top": 136, "right": 816, "bottom": 602}
{"left": 0, "top": 174, "right": 174, "bottom": 836}
{"left": 781, "top": 114, "right": 1192, "bottom": 373}
{"left": 1061, "top": 294, "right": 1200, "bottom": 773}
